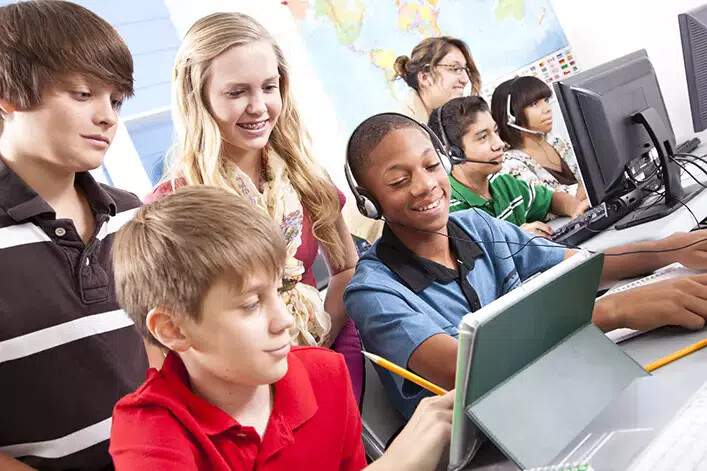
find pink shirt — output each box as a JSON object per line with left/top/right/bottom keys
{"left": 147, "top": 180, "right": 345, "bottom": 287}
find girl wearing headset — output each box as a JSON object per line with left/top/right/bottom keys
{"left": 491, "top": 76, "right": 588, "bottom": 202}
{"left": 428, "top": 96, "right": 588, "bottom": 238}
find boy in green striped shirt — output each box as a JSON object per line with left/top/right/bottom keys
{"left": 428, "top": 96, "right": 588, "bottom": 238}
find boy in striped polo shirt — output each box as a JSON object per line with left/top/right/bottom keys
{"left": 428, "top": 96, "right": 589, "bottom": 238}
{"left": 0, "top": 2, "right": 160, "bottom": 469}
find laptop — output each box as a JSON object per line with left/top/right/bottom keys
{"left": 449, "top": 252, "right": 707, "bottom": 470}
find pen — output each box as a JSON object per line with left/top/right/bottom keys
{"left": 362, "top": 351, "right": 448, "bottom": 396}
{"left": 644, "top": 338, "right": 707, "bottom": 372}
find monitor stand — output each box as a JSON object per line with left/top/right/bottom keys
{"left": 616, "top": 107, "right": 705, "bottom": 229}
{"left": 615, "top": 181, "right": 703, "bottom": 229}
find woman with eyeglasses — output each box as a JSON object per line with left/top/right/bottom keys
{"left": 393, "top": 36, "right": 481, "bottom": 122}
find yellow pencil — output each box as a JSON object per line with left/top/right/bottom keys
{"left": 644, "top": 338, "right": 707, "bottom": 372}
{"left": 362, "top": 351, "right": 448, "bottom": 396}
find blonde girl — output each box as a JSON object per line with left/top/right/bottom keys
{"left": 150, "top": 12, "right": 361, "bottom": 396}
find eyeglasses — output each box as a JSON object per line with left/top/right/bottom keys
{"left": 435, "top": 63, "right": 471, "bottom": 77}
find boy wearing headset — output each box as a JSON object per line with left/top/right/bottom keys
{"left": 343, "top": 112, "right": 707, "bottom": 418}
{"left": 428, "top": 96, "right": 588, "bottom": 238}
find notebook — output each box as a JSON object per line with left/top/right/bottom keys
{"left": 449, "top": 252, "right": 644, "bottom": 469}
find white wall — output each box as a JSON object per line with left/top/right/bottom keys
{"left": 552, "top": 0, "right": 707, "bottom": 143}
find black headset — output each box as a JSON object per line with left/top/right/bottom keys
{"left": 435, "top": 105, "right": 467, "bottom": 165}
{"left": 506, "top": 77, "right": 545, "bottom": 136}
{"left": 436, "top": 101, "right": 506, "bottom": 166}
{"left": 344, "top": 112, "right": 452, "bottom": 220}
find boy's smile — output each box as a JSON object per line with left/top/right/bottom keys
{"left": 176, "top": 269, "right": 295, "bottom": 389}
{"left": 362, "top": 126, "right": 451, "bottom": 233}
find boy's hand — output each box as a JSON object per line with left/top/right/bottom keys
{"left": 369, "top": 391, "right": 454, "bottom": 471}
{"left": 595, "top": 274, "right": 707, "bottom": 332}
{"left": 571, "top": 199, "right": 591, "bottom": 219}
{"left": 520, "top": 221, "right": 553, "bottom": 239}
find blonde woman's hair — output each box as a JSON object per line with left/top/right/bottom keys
{"left": 168, "top": 12, "right": 346, "bottom": 267}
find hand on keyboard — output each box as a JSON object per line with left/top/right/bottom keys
{"left": 520, "top": 221, "right": 554, "bottom": 239}
{"left": 595, "top": 273, "right": 707, "bottom": 332}
{"left": 571, "top": 199, "right": 591, "bottom": 219}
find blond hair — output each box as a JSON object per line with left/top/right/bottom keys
{"left": 112, "top": 186, "right": 287, "bottom": 346}
{"left": 393, "top": 36, "right": 481, "bottom": 95}
{"left": 168, "top": 12, "right": 346, "bottom": 267}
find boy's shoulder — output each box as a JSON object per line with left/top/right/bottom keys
{"left": 346, "top": 241, "right": 409, "bottom": 292}
{"left": 289, "top": 346, "right": 348, "bottom": 383}
{"left": 99, "top": 183, "right": 142, "bottom": 213}
{"left": 490, "top": 173, "right": 529, "bottom": 191}
{"left": 450, "top": 206, "right": 497, "bottom": 230}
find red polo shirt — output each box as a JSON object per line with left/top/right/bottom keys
{"left": 110, "top": 347, "right": 366, "bottom": 470}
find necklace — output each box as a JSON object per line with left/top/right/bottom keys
{"left": 531, "top": 138, "right": 563, "bottom": 168}
{"left": 456, "top": 171, "right": 491, "bottom": 200}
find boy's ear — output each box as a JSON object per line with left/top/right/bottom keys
{"left": 146, "top": 308, "right": 192, "bottom": 352}
{"left": 0, "top": 99, "right": 16, "bottom": 114}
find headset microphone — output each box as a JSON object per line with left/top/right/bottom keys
{"left": 453, "top": 158, "right": 503, "bottom": 165}
{"left": 508, "top": 121, "right": 545, "bottom": 136}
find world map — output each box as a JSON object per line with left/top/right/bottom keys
{"left": 284, "top": 0, "right": 572, "bottom": 132}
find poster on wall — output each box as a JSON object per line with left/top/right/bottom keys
{"left": 282, "top": 0, "right": 580, "bottom": 132}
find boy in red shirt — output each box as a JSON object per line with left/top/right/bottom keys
{"left": 109, "top": 185, "right": 454, "bottom": 470}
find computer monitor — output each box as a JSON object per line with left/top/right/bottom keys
{"left": 554, "top": 49, "right": 693, "bottom": 225}
{"left": 680, "top": 4, "right": 707, "bottom": 133}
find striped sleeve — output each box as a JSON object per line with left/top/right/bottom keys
{"left": 525, "top": 183, "right": 553, "bottom": 222}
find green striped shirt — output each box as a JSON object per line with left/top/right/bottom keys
{"left": 449, "top": 173, "right": 553, "bottom": 226}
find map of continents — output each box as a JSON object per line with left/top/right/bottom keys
{"left": 284, "top": 0, "right": 571, "bottom": 133}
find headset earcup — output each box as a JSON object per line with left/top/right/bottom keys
{"left": 440, "top": 152, "right": 452, "bottom": 174}
{"left": 357, "top": 188, "right": 383, "bottom": 219}
{"left": 447, "top": 146, "right": 465, "bottom": 167}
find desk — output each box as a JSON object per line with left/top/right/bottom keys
{"left": 465, "top": 325, "right": 707, "bottom": 470}
{"left": 548, "top": 152, "right": 707, "bottom": 252}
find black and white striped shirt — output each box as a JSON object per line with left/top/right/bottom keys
{"left": 0, "top": 163, "right": 148, "bottom": 470}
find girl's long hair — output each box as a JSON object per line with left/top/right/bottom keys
{"left": 168, "top": 12, "right": 345, "bottom": 266}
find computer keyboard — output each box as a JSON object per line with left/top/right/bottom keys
{"left": 628, "top": 379, "right": 707, "bottom": 470}
{"left": 550, "top": 190, "right": 641, "bottom": 246}
{"left": 675, "top": 137, "right": 701, "bottom": 155}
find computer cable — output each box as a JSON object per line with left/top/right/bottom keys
{"left": 645, "top": 186, "right": 699, "bottom": 227}
{"left": 674, "top": 151, "right": 707, "bottom": 167}
{"left": 382, "top": 209, "right": 707, "bottom": 260}
{"left": 674, "top": 155, "right": 707, "bottom": 179}
{"left": 669, "top": 156, "right": 707, "bottom": 192}
{"left": 625, "top": 155, "right": 661, "bottom": 185}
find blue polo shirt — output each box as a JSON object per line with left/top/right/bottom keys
{"left": 343, "top": 209, "right": 566, "bottom": 418}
